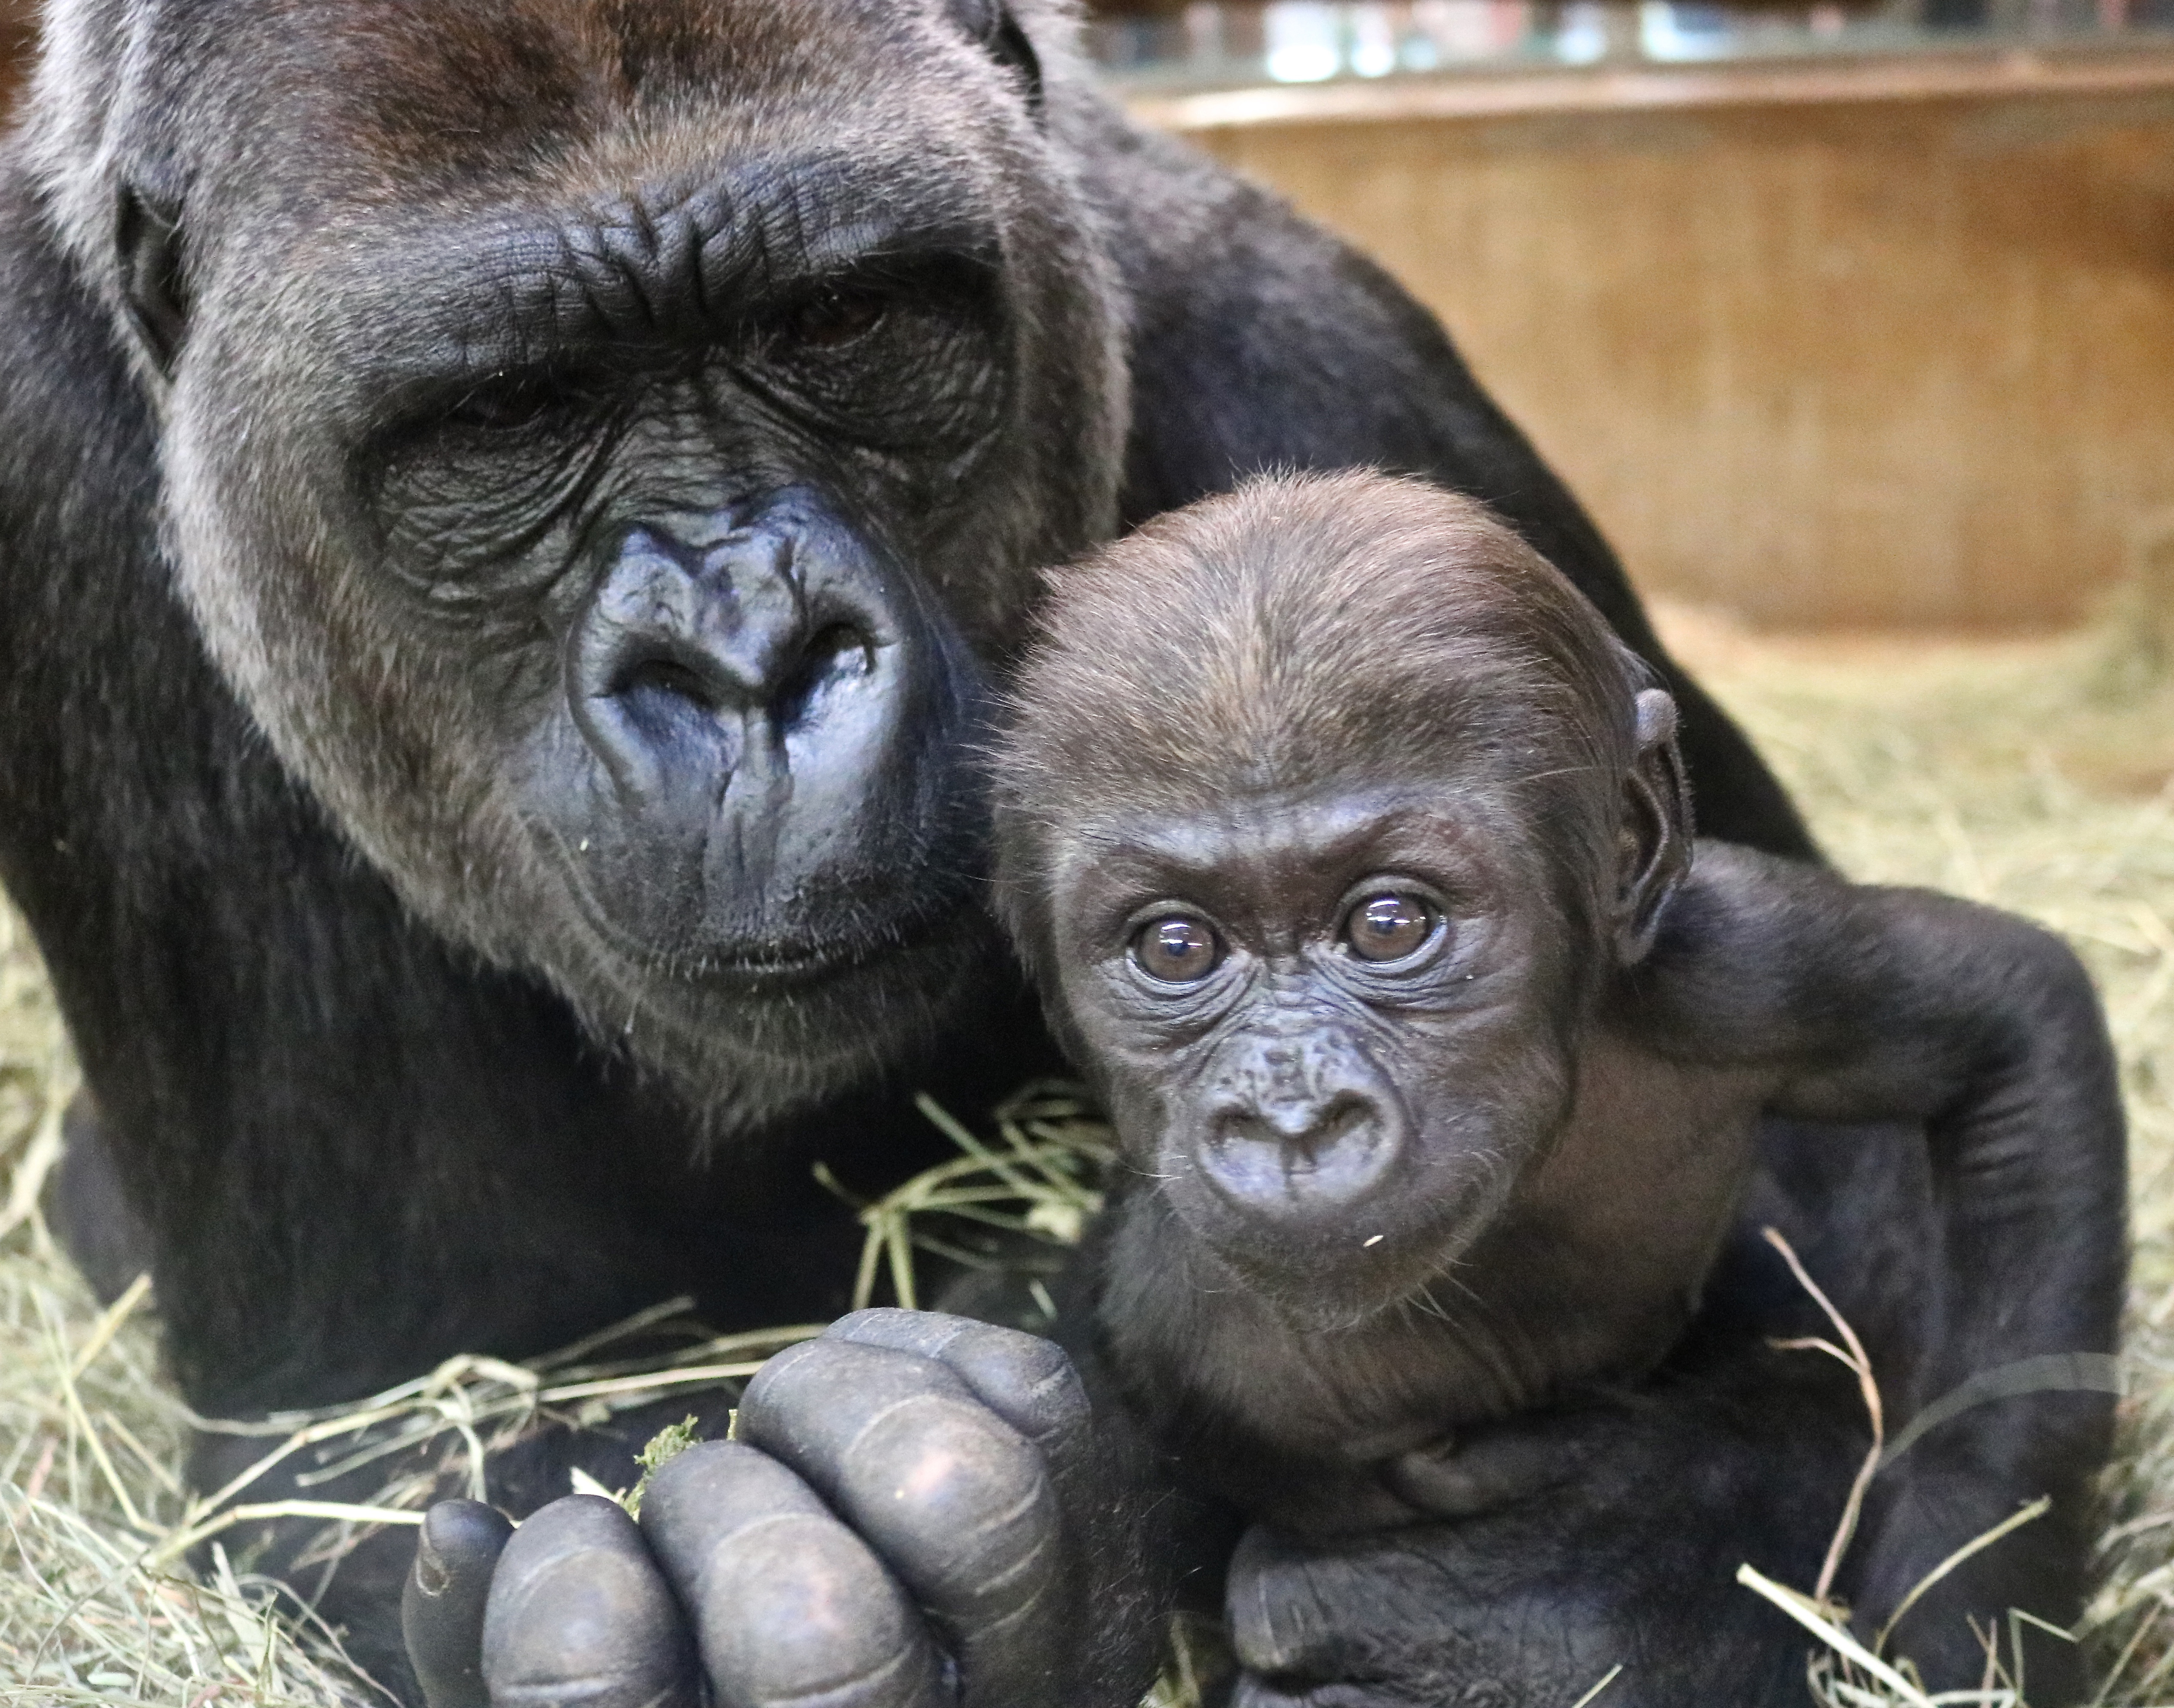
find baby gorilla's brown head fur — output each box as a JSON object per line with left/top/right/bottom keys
{"left": 993, "top": 470, "right": 1690, "bottom": 1326}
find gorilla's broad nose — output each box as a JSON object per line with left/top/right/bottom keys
{"left": 569, "top": 511, "right": 887, "bottom": 803}
{"left": 1198, "top": 1029, "right": 1408, "bottom": 1213}
{"left": 534, "top": 488, "right": 980, "bottom": 960}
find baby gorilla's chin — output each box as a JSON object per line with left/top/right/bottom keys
{"left": 1152, "top": 1139, "right": 1502, "bottom": 1321}
{"left": 1185, "top": 1209, "right": 1482, "bottom": 1334}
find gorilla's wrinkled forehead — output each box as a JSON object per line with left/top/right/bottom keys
{"left": 68, "top": 0, "right": 1057, "bottom": 418}
{"left": 72, "top": 0, "right": 1028, "bottom": 214}
{"left": 308, "top": 1, "right": 985, "bottom": 194}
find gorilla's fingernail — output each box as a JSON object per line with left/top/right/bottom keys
{"left": 413, "top": 1518, "right": 452, "bottom": 1596}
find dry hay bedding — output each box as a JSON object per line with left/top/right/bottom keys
{"left": 4, "top": 612, "right": 2174, "bottom": 1706}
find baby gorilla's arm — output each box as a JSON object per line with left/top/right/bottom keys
{"left": 1643, "top": 843, "right": 2127, "bottom": 1673}
{"left": 1655, "top": 845, "right": 2124, "bottom": 1293}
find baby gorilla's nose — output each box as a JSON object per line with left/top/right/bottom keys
{"left": 1198, "top": 1030, "right": 1408, "bottom": 1214}
{"left": 1202, "top": 1095, "right": 1400, "bottom": 1210}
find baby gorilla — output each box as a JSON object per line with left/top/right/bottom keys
{"left": 991, "top": 471, "right": 2122, "bottom": 1546}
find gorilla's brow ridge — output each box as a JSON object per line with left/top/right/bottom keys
{"left": 327, "top": 179, "right": 1005, "bottom": 388}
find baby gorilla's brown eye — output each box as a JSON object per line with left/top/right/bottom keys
{"left": 1344, "top": 892, "right": 1437, "bottom": 962}
{"left": 1132, "top": 915, "right": 1225, "bottom": 983}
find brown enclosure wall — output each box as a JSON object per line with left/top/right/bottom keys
{"left": 0, "top": 1, "right": 29, "bottom": 110}
{"left": 1169, "top": 81, "right": 2174, "bottom": 630}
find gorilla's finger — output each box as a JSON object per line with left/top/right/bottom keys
{"left": 480, "top": 1494, "right": 700, "bottom": 1708}
{"left": 401, "top": 1500, "right": 513, "bottom": 1708}
{"left": 740, "top": 1340, "right": 1064, "bottom": 1702}
{"left": 1224, "top": 1524, "right": 1346, "bottom": 1683}
{"left": 824, "top": 1310, "right": 1092, "bottom": 1469}
{"left": 639, "top": 1441, "right": 949, "bottom": 1708}
{"left": 1383, "top": 1428, "right": 1574, "bottom": 1518}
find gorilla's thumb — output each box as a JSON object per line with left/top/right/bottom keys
{"left": 402, "top": 1499, "right": 512, "bottom": 1708}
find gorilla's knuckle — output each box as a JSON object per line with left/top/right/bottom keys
{"left": 637, "top": 1436, "right": 744, "bottom": 1515}
{"left": 903, "top": 1394, "right": 1042, "bottom": 1489}
{"left": 739, "top": 1637, "right": 936, "bottom": 1708}
{"left": 691, "top": 1512, "right": 946, "bottom": 1708}
{"left": 739, "top": 1335, "right": 833, "bottom": 1408}
{"left": 849, "top": 1395, "right": 1052, "bottom": 1544}
{"left": 828, "top": 1306, "right": 947, "bottom": 1347}
{"left": 727, "top": 1511, "right": 886, "bottom": 1614}
{"left": 483, "top": 1517, "right": 691, "bottom": 1707}
{"left": 955, "top": 1327, "right": 1087, "bottom": 1430}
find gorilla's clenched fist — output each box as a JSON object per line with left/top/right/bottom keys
{"left": 401, "top": 1311, "right": 1175, "bottom": 1708}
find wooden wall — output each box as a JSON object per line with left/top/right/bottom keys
{"left": 1167, "top": 76, "right": 2174, "bottom": 630}
{"left": 0, "top": 0, "right": 30, "bottom": 111}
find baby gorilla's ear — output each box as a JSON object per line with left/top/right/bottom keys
{"left": 1613, "top": 687, "right": 1693, "bottom": 964}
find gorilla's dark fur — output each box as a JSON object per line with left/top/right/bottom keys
{"left": 0, "top": 0, "right": 1972, "bottom": 1699}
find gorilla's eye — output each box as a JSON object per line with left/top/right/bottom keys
{"left": 442, "top": 370, "right": 573, "bottom": 433}
{"left": 1131, "top": 915, "right": 1225, "bottom": 984}
{"left": 1342, "top": 892, "right": 1438, "bottom": 963}
{"left": 779, "top": 287, "right": 888, "bottom": 349}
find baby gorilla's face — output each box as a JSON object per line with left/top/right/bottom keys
{"left": 1048, "top": 775, "right": 1586, "bottom": 1328}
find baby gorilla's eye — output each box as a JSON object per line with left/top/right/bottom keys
{"left": 1343, "top": 891, "right": 1438, "bottom": 962}
{"left": 1131, "top": 915, "right": 1225, "bottom": 984}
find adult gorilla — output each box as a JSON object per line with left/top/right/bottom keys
{"left": 0, "top": 0, "right": 2050, "bottom": 1703}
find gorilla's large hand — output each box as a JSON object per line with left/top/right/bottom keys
{"left": 401, "top": 1311, "right": 1171, "bottom": 1708}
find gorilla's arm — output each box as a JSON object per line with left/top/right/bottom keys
{"left": 1069, "top": 105, "right": 1816, "bottom": 860}
{"left": 1647, "top": 845, "right": 2127, "bottom": 1670}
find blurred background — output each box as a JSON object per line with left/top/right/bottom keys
{"left": 1084, "top": 0, "right": 2174, "bottom": 632}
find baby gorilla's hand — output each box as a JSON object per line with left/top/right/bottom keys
{"left": 401, "top": 1311, "right": 1163, "bottom": 1708}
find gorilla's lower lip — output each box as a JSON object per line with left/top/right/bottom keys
{"left": 694, "top": 942, "right": 879, "bottom": 986}
{"left": 595, "top": 896, "right": 981, "bottom": 992}
{"left": 1178, "top": 1194, "right": 1493, "bottom": 1329}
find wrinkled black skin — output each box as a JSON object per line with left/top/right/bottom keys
{"left": 0, "top": 0, "right": 1884, "bottom": 1702}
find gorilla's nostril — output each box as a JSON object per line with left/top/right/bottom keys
{"left": 614, "top": 655, "right": 723, "bottom": 715}
{"left": 772, "top": 622, "right": 875, "bottom": 733}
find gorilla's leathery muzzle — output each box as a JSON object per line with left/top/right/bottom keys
{"left": 533, "top": 488, "right": 984, "bottom": 974}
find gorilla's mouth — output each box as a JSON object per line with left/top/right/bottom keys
{"left": 563, "top": 881, "right": 984, "bottom": 995}
{"left": 694, "top": 903, "right": 979, "bottom": 991}
{"left": 1175, "top": 1187, "right": 1503, "bottom": 1334}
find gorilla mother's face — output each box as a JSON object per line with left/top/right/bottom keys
{"left": 106, "top": 0, "right": 1126, "bottom": 1125}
